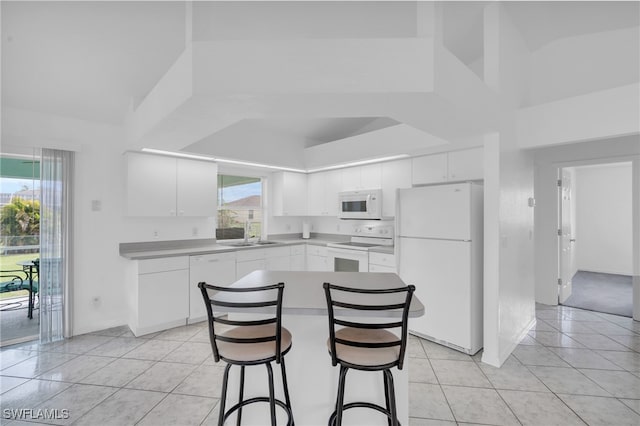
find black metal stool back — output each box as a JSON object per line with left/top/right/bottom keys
{"left": 323, "top": 282, "right": 415, "bottom": 425}
{"left": 199, "top": 281, "right": 294, "bottom": 426}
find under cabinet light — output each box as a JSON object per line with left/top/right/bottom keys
{"left": 213, "top": 158, "right": 306, "bottom": 173}
{"left": 141, "top": 148, "right": 306, "bottom": 173}
{"left": 141, "top": 149, "right": 407, "bottom": 174}
{"left": 141, "top": 148, "right": 215, "bottom": 162}
{"left": 306, "top": 154, "right": 410, "bottom": 173}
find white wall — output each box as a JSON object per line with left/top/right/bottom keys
{"left": 533, "top": 135, "right": 640, "bottom": 305}
{"left": 574, "top": 162, "right": 633, "bottom": 275}
{"left": 481, "top": 3, "right": 536, "bottom": 367}
{"left": 529, "top": 27, "right": 639, "bottom": 106}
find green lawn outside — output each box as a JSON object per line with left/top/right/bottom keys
{"left": 1, "top": 252, "right": 39, "bottom": 300}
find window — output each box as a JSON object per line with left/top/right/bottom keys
{"left": 216, "top": 175, "right": 263, "bottom": 240}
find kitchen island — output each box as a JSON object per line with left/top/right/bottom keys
{"left": 212, "top": 270, "right": 424, "bottom": 425}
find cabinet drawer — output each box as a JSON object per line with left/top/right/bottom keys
{"left": 190, "top": 252, "right": 236, "bottom": 265}
{"left": 306, "top": 245, "right": 328, "bottom": 256}
{"left": 369, "top": 264, "right": 396, "bottom": 273}
{"left": 369, "top": 252, "right": 396, "bottom": 268}
{"left": 264, "top": 246, "right": 290, "bottom": 258}
{"left": 290, "top": 244, "right": 305, "bottom": 256}
{"left": 139, "top": 256, "right": 188, "bottom": 274}
{"left": 236, "top": 248, "right": 265, "bottom": 262}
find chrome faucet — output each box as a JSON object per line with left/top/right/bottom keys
{"left": 243, "top": 220, "right": 252, "bottom": 243}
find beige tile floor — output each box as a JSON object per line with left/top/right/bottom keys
{"left": 1, "top": 303, "right": 639, "bottom": 425}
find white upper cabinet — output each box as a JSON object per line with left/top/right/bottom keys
{"left": 271, "top": 171, "right": 307, "bottom": 216}
{"left": 306, "top": 170, "right": 342, "bottom": 216}
{"left": 125, "top": 152, "right": 217, "bottom": 217}
{"left": 176, "top": 158, "right": 218, "bottom": 216}
{"left": 359, "top": 164, "right": 382, "bottom": 189}
{"left": 381, "top": 159, "right": 412, "bottom": 218}
{"left": 341, "top": 164, "right": 382, "bottom": 191}
{"left": 412, "top": 153, "right": 448, "bottom": 185}
{"left": 447, "top": 147, "right": 484, "bottom": 182}
{"left": 412, "top": 148, "right": 483, "bottom": 185}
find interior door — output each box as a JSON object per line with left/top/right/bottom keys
{"left": 558, "top": 168, "right": 576, "bottom": 303}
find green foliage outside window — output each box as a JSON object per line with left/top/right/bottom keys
{"left": 0, "top": 197, "right": 40, "bottom": 246}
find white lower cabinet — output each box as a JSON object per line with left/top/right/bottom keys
{"left": 306, "top": 245, "right": 329, "bottom": 271}
{"left": 290, "top": 245, "right": 306, "bottom": 271}
{"left": 236, "top": 248, "right": 267, "bottom": 279}
{"left": 131, "top": 242, "right": 395, "bottom": 334}
{"left": 189, "top": 252, "right": 236, "bottom": 323}
{"left": 369, "top": 252, "right": 397, "bottom": 273}
{"left": 134, "top": 256, "right": 189, "bottom": 336}
{"left": 265, "top": 246, "right": 292, "bottom": 271}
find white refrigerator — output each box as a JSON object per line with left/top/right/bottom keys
{"left": 396, "top": 182, "right": 483, "bottom": 354}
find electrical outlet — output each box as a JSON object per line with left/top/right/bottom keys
{"left": 153, "top": 230, "right": 159, "bottom": 239}
{"left": 192, "top": 227, "right": 198, "bottom": 236}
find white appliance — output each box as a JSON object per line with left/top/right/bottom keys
{"left": 396, "top": 182, "right": 483, "bottom": 354}
{"left": 327, "top": 224, "right": 393, "bottom": 272}
{"left": 338, "top": 189, "right": 383, "bottom": 220}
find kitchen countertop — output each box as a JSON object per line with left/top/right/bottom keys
{"left": 120, "top": 234, "right": 395, "bottom": 260}
{"left": 220, "top": 270, "right": 422, "bottom": 317}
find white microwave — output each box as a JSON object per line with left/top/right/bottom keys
{"left": 338, "top": 189, "right": 383, "bottom": 220}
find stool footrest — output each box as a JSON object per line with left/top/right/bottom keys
{"left": 329, "top": 402, "right": 400, "bottom": 426}
{"left": 223, "top": 396, "right": 293, "bottom": 426}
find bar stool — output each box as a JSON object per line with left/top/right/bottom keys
{"left": 323, "top": 282, "right": 415, "bottom": 426}
{"left": 199, "top": 281, "right": 294, "bottom": 426}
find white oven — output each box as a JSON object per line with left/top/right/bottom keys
{"left": 326, "top": 225, "right": 394, "bottom": 273}
{"left": 327, "top": 246, "right": 370, "bottom": 272}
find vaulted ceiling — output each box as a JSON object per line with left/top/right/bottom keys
{"left": 2, "top": 1, "right": 638, "bottom": 167}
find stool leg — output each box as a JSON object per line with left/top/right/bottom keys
{"left": 218, "top": 363, "right": 232, "bottom": 426}
{"left": 334, "top": 365, "right": 349, "bottom": 426}
{"left": 279, "top": 358, "right": 294, "bottom": 425}
{"left": 266, "top": 362, "right": 277, "bottom": 426}
{"left": 383, "top": 371, "right": 392, "bottom": 426}
{"left": 236, "top": 365, "right": 245, "bottom": 426}
{"left": 383, "top": 369, "right": 398, "bottom": 426}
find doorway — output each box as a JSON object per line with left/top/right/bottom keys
{"left": 0, "top": 153, "right": 41, "bottom": 347}
{"left": 558, "top": 162, "right": 634, "bottom": 317}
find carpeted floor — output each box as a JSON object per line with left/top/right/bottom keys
{"left": 562, "top": 270, "right": 633, "bottom": 317}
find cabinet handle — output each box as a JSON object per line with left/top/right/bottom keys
{"left": 207, "top": 259, "right": 220, "bottom": 263}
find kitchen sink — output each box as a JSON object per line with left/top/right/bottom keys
{"left": 222, "top": 241, "right": 279, "bottom": 247}
{"left": 223, "top": 242, "right": 255, "bottom": 247}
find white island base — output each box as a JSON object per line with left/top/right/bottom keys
{"left": 221, "top": 315, "right": 409, "bottom": 426}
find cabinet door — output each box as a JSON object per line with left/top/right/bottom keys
{"left": 448, "top": 147, "right": 484, "bottom": 182}
{"left": 272, "top": 172, "right": 307, "bottom": 216}
{"left": 176, "top": 159, "right": 218, "bottom": 216}
{"left": 324, "top": 170, "right": 342, "bottom": 216}
{"left": 189, "top": 253, "right": 236, "bottom": 322}
{"left": 341, "top": 167, "right": 361, "bottom": 191}
{"left": 307, "top": 255, "right": 328, "bottom": 271}
{"left": 126, "top": 153, "right": 177, "bottom": 216}
{"left": 381, "top": 159, "right": 412, "bottom": 218}
{"left": 138, "top": 269, "right": 188, "bottom": 330}
{"left": 412, "top": 153, "right": 447, "bottom": 185}
{"left": 266, "top": 256, "right": 290, "bottom": 271}
{"left": 236, "top": 259, "right": 266, "bottom": 279}
{"left": 290, "top": 254, "right": 305, "bottom": 271}
{"left": 360, "top": 164, "right": 382, "bottom": 190}
{"left": 306, "top": 172, "right": 325, "bottom": 216}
